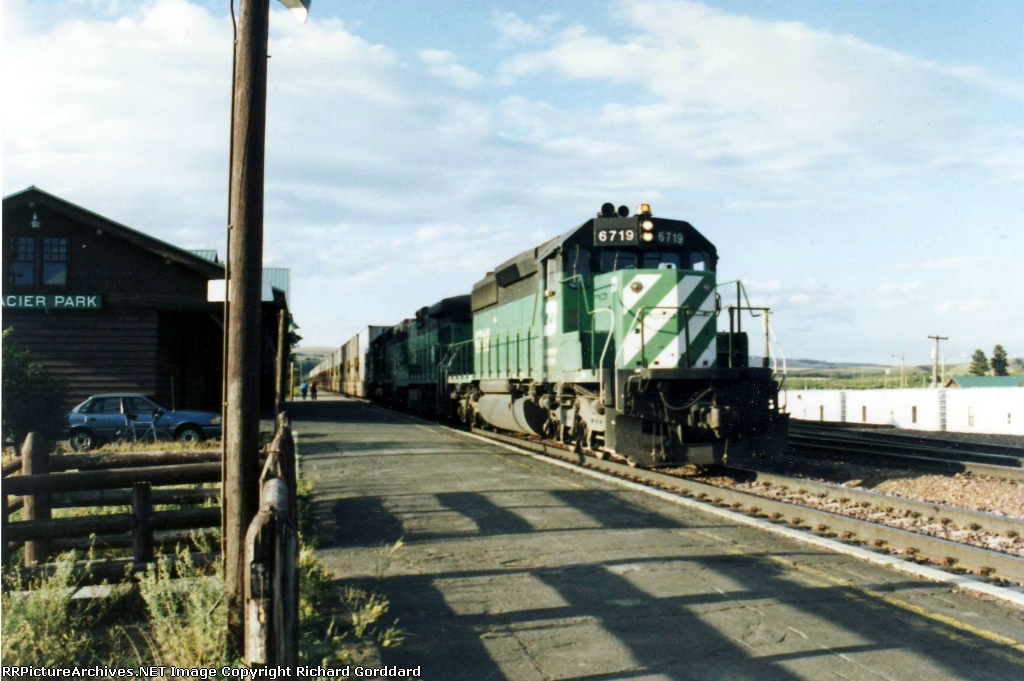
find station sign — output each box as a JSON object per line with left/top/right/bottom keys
{"left": 1, "top": 294, "right": 103, "bottom": 310}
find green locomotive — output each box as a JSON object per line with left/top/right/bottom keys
{"left": 368, "top": 203, "right": 787, "bottom": 467}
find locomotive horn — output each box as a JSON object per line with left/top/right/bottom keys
{"left": 599, "top": 203, "right": 616, "bottom": 217}
{"left": 617, "top": 205, "right": 630, "bottom": 217}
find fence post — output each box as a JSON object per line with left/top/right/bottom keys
{"left": 131, "top": 483, "right": 154, "bottom": 563}
{"left": 22, "top": 433, "right": 50, "bottom": 567}
{"left": 244, "top": 477, "right": 298, "bottom": 669}
{"left": 1, "top": 490, "right": 9, "bottom": 568}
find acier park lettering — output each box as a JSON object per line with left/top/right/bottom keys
{"left": 2, "top": 295, "right": 103, "bottom": 309}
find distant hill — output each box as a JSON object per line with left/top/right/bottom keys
{"left": 294, "top": 346, "right": 333, "bottom": 361}
{"left": 756, "top": 358, "right": 888, "bottom": 369}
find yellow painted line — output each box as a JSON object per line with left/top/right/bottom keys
{"left": 693, "top": 529, "right": 1024, "bottom": 660}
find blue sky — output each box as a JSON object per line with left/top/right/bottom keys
{"left": 3, "top": 0, "right": 1022, "bottom": 366}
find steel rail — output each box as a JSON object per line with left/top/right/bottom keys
{"left": 471, "top": 428, "right": 1024, "bottom": 582}
{"left": 788, "top": 439, "right": 1024, "bottom": 482}
{"left": 789, "top": 424, "right": 1024, "bottom": 467}
{"left": 790, "top": 422, "right": 1024, "bottom": 459}
{"left": 789, "top": 433, "right": 1023, "bottom": 468}
{"left": 725, "top": 466, "right": 1024, "bottom": 537}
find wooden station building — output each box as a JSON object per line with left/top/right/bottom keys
{"left": 2, "top": 186, "right": 290, "bottom": 412}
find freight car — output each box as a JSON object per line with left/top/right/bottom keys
{"left": 309, "top": 325, "right": 388, "bottom": 397}
{"left": 356, "top": 203, "right": 787, "bottom": 467}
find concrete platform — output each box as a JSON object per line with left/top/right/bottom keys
{"left": 294, "top": 395, "right": 1024, "bottom": 680}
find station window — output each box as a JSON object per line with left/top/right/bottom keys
{"left": 42, "top": 238, "right": 68, "bottom": 285}
{"left": 10, "top": 237, "right": 35, "bottom": 285}
{"left": 7, "top": 236, "right": 68, "bottom": 287}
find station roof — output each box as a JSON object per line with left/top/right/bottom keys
{"left": 943, "top": 375, "right": 1024, "bottom": 388}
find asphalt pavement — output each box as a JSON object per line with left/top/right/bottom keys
{"left": 290, "top": 394, "right": 1024, "bottom": 681}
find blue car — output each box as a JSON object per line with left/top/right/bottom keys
{"left": 66, "top": 393, "right": 222, "bottom": 451}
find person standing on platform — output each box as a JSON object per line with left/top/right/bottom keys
{"left": 311, "top": 383, "right": 318, "bottom": 401}
{"left": 300, "top": 382, "right": 308, "bottom": 400}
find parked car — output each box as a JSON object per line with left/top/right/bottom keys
{"left": 66, "top": 393, "right": 222, "bottom": 451}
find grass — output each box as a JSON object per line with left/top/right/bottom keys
{"left": 1, "top": 553, "right": 104, "bottom": 668}
{"left": 295, "top": 475, "right": 405, "bottom": 671}
{"left": 785, "top": 366, "right": 939, "bottom": 390}
{"left": 2, "top": 440, "right": 404, "bottom": 675}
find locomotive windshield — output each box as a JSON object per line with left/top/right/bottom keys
{"left": 592, "top": 249, "right": 714, "bottom": 274}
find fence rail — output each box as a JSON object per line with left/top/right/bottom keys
{"left": 1, "top": 434, "right": 224, "bottom": 569}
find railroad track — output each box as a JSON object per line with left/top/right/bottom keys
{"left": 469, "top": 427, "right": 1024, "bottom": 585}
{"left": 788, "top": 423, "right": 1024, "bottom": 481}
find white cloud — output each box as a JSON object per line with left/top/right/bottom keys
{"left": 876, "top": 281, "right": 923, "bottom": 294}
{"left": 496, "top": 0, "right": 1022, "bottom": 187}
{"left": 416, "top": 49, "right": 484, "bottom": 90}
{"left": 492, "top": 11, "right": 560, "bottom": 48}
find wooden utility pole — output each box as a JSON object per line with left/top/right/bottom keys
{"left": 276, "top": 309, "right": 288, "bottom": 413}
{"left": 928, "top": 335, "right": 948, "bottom": 389}
{"left": 225, "top": 0, "right": 271, "bottom": 652}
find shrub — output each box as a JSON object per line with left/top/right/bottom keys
{"left": 136, "top": 543, "right": 229, "bottom": 670}
{"left": 2, "top": 328, "right": 67, "bottom": 449}
{"left": 1, "top": 554, "right": 99, "bottom": 668}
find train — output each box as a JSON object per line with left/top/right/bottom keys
{"left": 310, "top": 203, "right": 788, "bottom": 467}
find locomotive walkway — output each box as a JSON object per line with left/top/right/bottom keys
{"left": 292, "top": 395, "right": 1024, "bottom": 681}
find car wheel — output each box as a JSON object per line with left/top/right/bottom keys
{"left": 69, "top": 429, "right": 95, "bottom": 452}
{"left": 177, "top": 426, "right": 204, "bottom": 444}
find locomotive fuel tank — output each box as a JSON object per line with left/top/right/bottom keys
{"left": 475, "top": 393, "right": 549, "bottom": 437}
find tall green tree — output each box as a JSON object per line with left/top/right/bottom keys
{"left": 968, "top": 349, "right": 989, "bottom": 376}
{"left": 990, "top": 345, "right": 1009, "bottom": 376}
{"left": 1, "top": 328, "right": 66, "bottom": 449}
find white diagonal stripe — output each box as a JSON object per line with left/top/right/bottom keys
{"left": 621, "top": 273, "right": 662, "bottom": 310}
{"left": 651, "top": 311, "right": 715, "bottom": 368}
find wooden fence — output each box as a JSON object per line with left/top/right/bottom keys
{"left": 2, "top": 417, "right": 300, "bottom": 666}
{"left": 244, "top": 414, "right": 299, "bottom": 668}
{"left": 1, "top": 433, "right": 225, "bottom": 578}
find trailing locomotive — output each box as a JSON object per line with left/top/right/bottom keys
{"left": 325, "top": 203, "right": 788, "bottom": 467}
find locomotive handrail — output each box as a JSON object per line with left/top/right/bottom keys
{"left": 726, "top": 305, "right": 772, "bottom": 369}
{"left": 591, "top": 308, "right": 615, "bottom": 405}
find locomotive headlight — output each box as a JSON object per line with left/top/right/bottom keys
{"left": 641, "top": 219, "right": 654, "bottom": 231}
{"left": 642, "top": 232, "right": 654, "bottom": 242}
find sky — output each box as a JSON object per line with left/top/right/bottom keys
{"left": 3, "top": 0, "right": 1022, "bottom": 366}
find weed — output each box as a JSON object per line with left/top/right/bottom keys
{"left": 135, "top": 539, "right": 229, "bottom": 670}
{"left": 1, "top": 553, "right": 100, "bottom": 668}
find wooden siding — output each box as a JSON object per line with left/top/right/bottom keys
{"left": 3, "top": 310, "right": 160, "bottom": 407}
